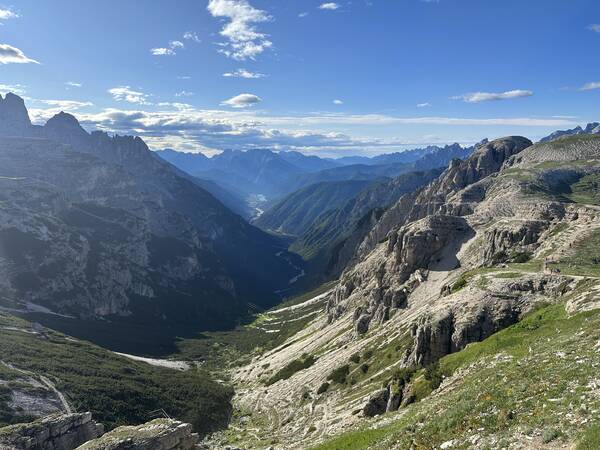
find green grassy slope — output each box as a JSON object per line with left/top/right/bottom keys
{"left": 0, "top": 312, "right": 232, "bottom": 435}
{"left": 313, "top": 300, "right": 600, "bottom": 449}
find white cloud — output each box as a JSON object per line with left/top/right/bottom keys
{"left": 452, "top": 89, "right": 533, "bottom": 103}
{"left": 588, "top": 24, "right": 600, "bottom": 33}
{"left": 580, "top": 81, "right": 600, "bottom": 91}
{"left": 0, "top": 8, "right": 18, "bottom": 20}
{"left": 26, "top": 100, "right": 574, "bottom": 157}
{"left": 40, "top": 99, "right": 93, "bottom": 109}
{"left": 319, "top": 3, "right": 340, "bottom": 10}
{"left": 175, "top": 90, "right": 195, "bottom": 97}
{"left": 333, "top": 99, "right": 343, "bottom": 105}
{"left": 65, "top": 81, "right": 82, "bottom": 88}
{"left": 151, "top": 40, "right": 185, "bottom": 56}
{"left": 223, "top": 68, "right": 266, "bottom": 78}
{"left": 298, "top": 12, "right": 309, "bottom": 18}
{"left": 221, "top": 93, "right": 262, "bottom": 108}
{"left": 207, "top": 0, "right": 272, "bottom": 61}
{"left": 417, "top": 102, "right": 431, "bottom": 108}
{"left": 0, "top": 44, "right": 39, "bottom": 64}
{"left": 108, "top": 86, "right": 151, "bottom": 105}
{"left": 28, "top": 99, "right": 93, "bottom": 122}
{"left": 183, "top": 31, "right": 201, "bottom": 42}
{"left": 151, "top": 47, "right": 175, "bottom": 56}
{"left": 0, "top": 83, "right": 26, "bottom": 94}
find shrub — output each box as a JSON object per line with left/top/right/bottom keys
{"left": 349, "top": 353, "right": 361, "bottom": 364}
{"left": 327, "top": 365, "right": 350, "bottom": 384}
{"left": 392, "top": 367, "right": 416, "bottom": 385}
{"left": 317, "top": 382, "right": 330, "bottom": 394}
{"left": 451, "top": 277, "right": 467, "bottom": 293}
{"left": 542, "top": 428, "right": 560, "bottom": 444}
{"left": 491, "top": 250, "right": 508, "bottom": 265}
{"left": 363, "top": 349, "right": 374, "bottom": 359}
{"left": 510, "top": 251, "right": 532, "bottom": 263}
{"left": 424, "top": 361, "right": 443, "bottom": 390}
{"left": 360, "top": 363, "right": 369, "bottom": 374}
{"left": 266, "top": 355, "right": 317, "bottom": 386}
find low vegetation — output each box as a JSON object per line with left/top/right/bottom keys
{"left": 313, "top": 300, "right": 600, "bottom": 449}
{"left": 265, "top": 354, "right": 317, "bottom": 386}
{"left": 0, "top": 313, "right": 232, "bottom": 435}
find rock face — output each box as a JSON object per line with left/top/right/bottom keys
{"left": 0, "top": 94, "right": 301, "bottom": 340}
{"left": 0, "top": 414, "right": 202, "bottom": 450}
{"left": 0, "top": 413, "right": 104, "bottom": 450}
{"left": 78, "top": 419, "right": 201, "bottom": 450}
{"left": 328, "top": 137, "right": 534, "bottom": 337}
{"left": 295, "top": 168, "right": 445, "bottom": 269}
{"left": 354, "top": 137, "right": 533, "bottom": 261}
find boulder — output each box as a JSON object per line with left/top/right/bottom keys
{"left": 362, "top": 388, "right": 389, "bottom": 417}
{"left": 0, "top": 413, "right": 104, "bottom": 450}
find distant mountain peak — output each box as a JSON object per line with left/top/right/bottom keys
{"left": 45, "top": 111, "right": 85, "bottom": 132}
{"left": 541, "top": 122, "right": 600, "bottom": 143}
{"left": 0, "top": 92, "right": 32, "bottom": 134}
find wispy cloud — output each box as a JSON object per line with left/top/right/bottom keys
{"left": 319, "top": 3, "right": 340, "bottom": 10}
{"left": 333, "top": 99, "right": 343, "bottom": 105}
{"left": 183, "top": 31, "right": 201, "bottom": 42}
{"left": 452, "top": 89, "right": 533, "bottom": 103}
{"left": 588, "top": 24, "right": 600, "bottom": 33}
{"left": 580, "top": 81, "right": 600, "bottom": 91}
{"left": 221, "top": 93, "right": 262, "bottom": 108}
{"left": 177, "top": 75, "right": 192, "bottom": 80}
{"left": 175, "top": 90, "right": 195, "bottom": 97}
{"left": 108, "top": 86, "right": 151, "bottom": 104}
{"left": 207, "top": 0, "right": 272, "bottom": 61}
{"left": 40, "top": 99, "right": 93, "bottom": 109}
{"left": 298, "top": 12, "right": 309, "bottom": 18}
{"left": 223, "top": 68, "right": 266, "bottom": 78}
{"left": 0, "top": 83, "right": 26, "bottom": 95}
{"left": 65, "top": 81, "right": 82, "bottom": 89}
{"left": 417, "top": 102, "right": 431, "bottom": 108}
{"left": 0, "top": 44, "right": 39, "bottom": 64}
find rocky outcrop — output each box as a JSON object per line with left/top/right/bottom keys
{"left": 0, "top": 413, "right": 104, "bottom": 450}
{"left": 328, "top": 215, "right": 472, "bottom": 332}
{"left": 0, "top": 92, "right": 32, "bottom": 136}
{"left": 355, "top": 137, "right": 533, "bottom": 262}
{"left": 0, "top": 414, "right": 204, "bottom": 450}
{"left": 78, "top": 419, "right": 201, "bottom": 450}
{"left": 362, "top": 389, "right": 389, "bottom": 417}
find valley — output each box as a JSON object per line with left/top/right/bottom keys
{"left": 1, "top": 99, "right": 600, "bottom": 450}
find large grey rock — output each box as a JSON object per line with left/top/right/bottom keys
{"left": 0, "top": 413, "right": 104, "bottom": 450}
{"left": 362, "top": 388, "right": 389, "bottom": 417}
{"left": 77, "top": 419, "right": 201, "bottom": 450}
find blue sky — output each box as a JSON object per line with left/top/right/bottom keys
{"left": 1, "top": 0, "right": 599, "bottom": 157}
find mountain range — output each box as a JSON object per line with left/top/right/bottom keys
{"left": 0, "top": 93, "right": 302, "bottom": 353}
{"left": 156, "top": 143, "right": 472, "bottom": 210}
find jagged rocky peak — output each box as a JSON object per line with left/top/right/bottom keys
{"left": 0, "top": 92, "right": 32, "bottom": 134}
{"left": 540, "top": 122, "right": 600, "bottom": 142}
{"left": 450, "top": 136, "right": 532, "bottom": 184}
